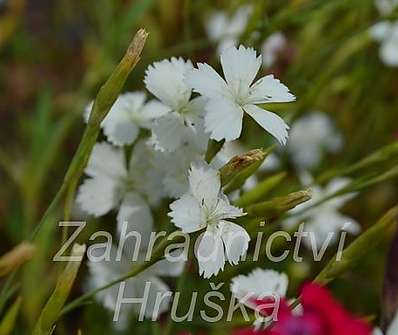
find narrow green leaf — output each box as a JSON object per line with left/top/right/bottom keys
{"left": 32, "top": 29, "right": 148, "bottom": 239}
{"left": 315, "top": 206, "right": 398, "bottom": 286}
{"left": 0, "top": 297, "right": 22, "bottom": 335}
{"left": 33, "top": 244, "right": 86, "bottom": 335}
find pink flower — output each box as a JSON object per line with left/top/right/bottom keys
{"left": 234, "top": 283, "right": 371, "bottom": 335}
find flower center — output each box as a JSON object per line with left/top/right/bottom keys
{"left": 203, "top": 198, "right": 225, "bottom": 227}
{"left": 230, "top": 80, "right": 250, "bottom": 106}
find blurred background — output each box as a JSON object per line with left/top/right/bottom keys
{"left": 0, "top": 0, "right": 398, "bottom": 334}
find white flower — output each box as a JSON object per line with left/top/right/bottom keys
{"left": 88, "top": 242, "right": 183, "bottom": 328}
{"left": 186, "top": 45, "right": 295, "bottom": 144}
{"left": 84, "top": 92, "right": 168, "bottom": 146}
{"left": 231, "top": 268, "right": 288, "bottom": 306}
{"left": 375, "top": 0, "right": 398, "bottom": 15}
{"left": 370, "top": 21, "right": 398, "bottom": 67}
{"left": 287, "top": 112, "right": 343, "bottom": 170}
{"left": 168, "top": 162, "right": 249, "bottom": 278}
{"left": 231, "top": 268, "right": 288, "bottom": 329}
{"left": 374, "top": 310, "right": 398, "bottom": 335}
{"left": 76, "top": 141, "right": 164, "bottom": 243}
{"left": 283, "top": 173, "right": 360, "bottom": 248}
{"left": 144, "top": 57, "right": 209, "bottom": 152}
{"left": 262, "top": 32, "right": 287, "bottom": 68}
{"left": 156, "top": 144, "right": 205, "bottom": 198}
{"left": 206, "top": 5, "right": 252, "bottom": 55}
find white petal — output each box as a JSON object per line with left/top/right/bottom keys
{"left": 370, "top": 22, "right": 392, "bottom": 41}
{"left": 144, "top": 57, "right": 193, "bottom": 110}
{"left": 214, "top": 193, "right": 246, "bottom": 220}
{"left": 226, "top": 5, "right": 252, "bottom": 37}
{"left": 248, "top": 75, "right": 295, "bottom": 104}
{"left": 120, "top": 91, "right": 147, "bottom": 109}
{"left": 219, "top": 221, "right": 250, "bottom": 265}
{"left": 324, "top": 177, "right": 351, "bottom": 195}
{"left": 85, "top": 142, "right": 127, "bottom": 179}
{"left": 380, "top": 38, "right": 398, "bottom": 67}
{"left": 341, "top": 218, "right": 361, "bottom": 235}
{"left": 102, "top": 92, "right": 146, "bottom": 146}
{"left": 76, "top": 177, "right": 120, "bottom": 217}
{"left": 196, "top": 229, "right": 225, "bottom": 278}
{"left": 231, "top": 268, "right": 288, "bottom": 307}
{"left": 303, "top": 211, "right": 360, "bottom": 249}
{"left": 184, "top": 96, "right": 207, "bottom": 128}
{"left": 157, "top": 145, "right": 204, "bottom": 198}
{"left": 128, "top": 140, "right": 166, "bottom": 205}
{"left": 138, "top": 100, "right": 170, "bottom": 128}
{"left": 189, "top": 161, "right": 221, "bottom": 209}
{"left": 103, "top": 113, "right": 139, "bottom": 146}
{"left": 117, "top": 192, "right": 154, "bottom": 250}
{"left": 288, "top": 112, "right": 343, "bottom": 169}
{"left": 243, "top": 104, "right": 289, "bottom": 145}
{"left": 88, "top": 245, "right": 171, "bottom": 321}
{"left": 205, "top": 98, "right": 244, "bottom": 141}
{"left": 262, "top": 32, "right": 287, "bottom": 67}
{"left": 324, "top": 177, "right": 356, "bottom": 209}
{"left": 151, "top": 251, "right": 186, "bottom": 277}
{"left": 186, "top": 63, "right": 230, "bottom": 99}
{"left": 387, "top": 310, "right": 398, "bottom": 335}
{"left": 87, "top": 246, "right": 131, "bottom": 311}
{"left": 221, "top": 45, "right": 261, "bottom": 90}
{"left": 217, "top": 37, "right": 238, "bottom": 55}
{"left": 206, "top": 11, "right": 228, "bottom": 41}
{"left": 183, "top": 97, "right": 210, "bottom": 152}
{"left": 169, "top": 194, "right": 207, "bottom": 233}
{"left": 150, "top": 113, "right": 188, "bottom": 152}
{"left": 375, "top": 0, "right": 398, "bottom": 15}
{"left": 163, "top": 173, "right": 190, "bottom": 199}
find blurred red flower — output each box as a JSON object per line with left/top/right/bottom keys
{"left": 234, "top": 283, "right": 371, "bottom": 335}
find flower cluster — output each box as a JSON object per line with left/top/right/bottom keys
{"left": 74, "top": 11, "right": 382, "bottom": 331}
{"left": 77, "top": 43, "right": 296, "bottom": 325}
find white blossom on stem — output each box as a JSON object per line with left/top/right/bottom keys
{"left": 144, "top": 58, "right": 209, "bottom": 152}
{"left": 186, "top": 45, "right": 295, "bottom": 144}
{"left": 206, "top": 5, "right": 252, "bottom": 55}
{"left": 84, "top": 92, "right": 168, "bottom": 146}
{"left": 287, "top": 112, "right": 343, "bottom": 170}
{"left": 262, "top": 32, "right": 287, "bottom": 68}
{"left": 374, "top": 0, "right": 398, "bottom": 15}
{"left": 283, "top": 173, "right": 360, "bottom": 248}
{"left": 231, "top": 268, "right": 289, "bottom": 329}
{"left": 88, "top": 241, "right": 183, "bottom": 328}
{"left": 169, "top": 162, "right": 249, "bottom": 278}
{"left": 76, "top": 141, "right": 164, "bottom": 243}
{"left": 370, "top": 21, "right": 398, "bottom": 67}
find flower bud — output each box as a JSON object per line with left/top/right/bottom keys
{"left": 245, "top": 189, "right": 312, "bottom": 219}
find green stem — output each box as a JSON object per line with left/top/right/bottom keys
{"left": 30, "top": 29, "right": 148, "bottom": 241}
{"left": 60, "top": 234, "right": 182, "bottom": 316}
